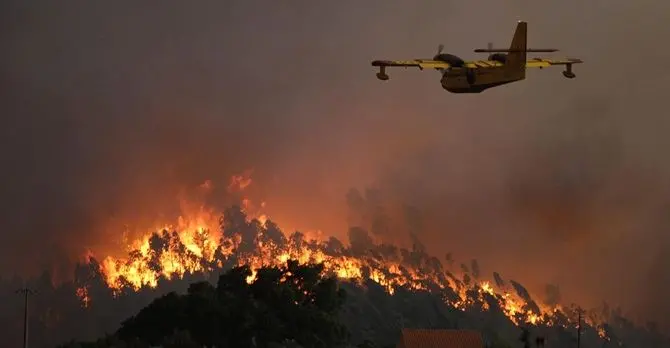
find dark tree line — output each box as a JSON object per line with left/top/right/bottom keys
{"left": 59, "top": 260, "right": 348, "bottom": 348}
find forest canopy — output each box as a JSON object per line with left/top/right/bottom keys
{"left": 60, "top": 260, "right": 349, "bottom": 348}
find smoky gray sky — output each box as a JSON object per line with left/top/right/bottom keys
{"left": 2, "top": 0, "right": 670, "bottom": 326}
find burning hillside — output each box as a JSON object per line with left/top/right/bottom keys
{"left": 74, "top": 172, "right": 618, "bottom": 344}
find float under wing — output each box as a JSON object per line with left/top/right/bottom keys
{"left": 525, "top": 57, "right": 584, "bottom": 68}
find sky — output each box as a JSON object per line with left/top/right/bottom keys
{"left": 2, "top": 0, "right": 670, "bottom": 327}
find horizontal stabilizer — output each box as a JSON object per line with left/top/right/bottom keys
{"left": 474, "top": 48, "right": 558, "bottom": 53}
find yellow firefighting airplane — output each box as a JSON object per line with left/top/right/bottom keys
{"left": 371, "top": 21, "right": 583, "bottom": 93}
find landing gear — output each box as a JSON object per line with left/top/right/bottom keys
{"left": 376, "top": 66, "right": 389, "bottom": 81}
{"left": 562, "top": 63, "right": 576, "bottom": 79}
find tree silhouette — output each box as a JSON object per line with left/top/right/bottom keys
{"left": 161, "top": 329, "right": 200, "bottom": 348}
{"left": 519, "top": 327, "right": 531, "bottom": 348}
{"left": 74, "top": 260, "right": 347, "bottom": 347}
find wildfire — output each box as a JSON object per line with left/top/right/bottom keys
{"left": 75, "top": 286, "right": 90, "bottom": 308}
{"left": 77, "top": 171, "right": 610, "bottom": 340}
{"left": 99, "top": 207, "right": 222, "bottom": 290}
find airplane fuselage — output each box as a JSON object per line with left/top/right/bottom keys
{"left": 440, "top": 66, "right": 523, "bottom": 93}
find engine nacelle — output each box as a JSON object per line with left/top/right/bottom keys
{"left": 487, "top": 53, "right": 508, "bottom": 64}
{"left": 433, "top": 53, "right": 465, "bottom": 68}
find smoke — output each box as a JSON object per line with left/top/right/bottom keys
{"left": 2, "top": 0, "right": 670, "bottom": 329}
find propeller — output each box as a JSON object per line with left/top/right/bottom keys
{"left": 433, "top": 44, "right": 447, "bottom": 71}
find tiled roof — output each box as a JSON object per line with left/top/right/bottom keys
{"left": 398, "top": 328, "right": 484, "bottom": 348}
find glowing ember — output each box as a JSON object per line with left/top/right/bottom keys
{"left": 75, "top": 286, "right": 90, "bottom": 308}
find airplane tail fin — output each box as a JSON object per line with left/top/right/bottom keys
{"left": 505, "top": 21, "right": 527, "bottom": 76}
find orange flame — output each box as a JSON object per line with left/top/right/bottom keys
{"left": 75, "top": 286, "right": 90, "bottom": 308}
{"left": 76, "top": 171, "right": 610, "bottom": 340}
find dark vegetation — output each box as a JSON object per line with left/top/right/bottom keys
{"left": 1, "top": 205, "right": 668, "bottom": 347}
{"left": 59, "top": 261, "right": 349, "bottom": 348}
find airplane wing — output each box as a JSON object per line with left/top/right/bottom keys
{"left": 373, "top": 59, "right": 510, "bottom": 70}
{"left": 525, "top": 57, "right": 583, "bottom": 68}
{"left": 463, "top": 60, "right": 504, "bottom": 68}
{"left": 372, "top": 58, "right": 582, "bottom": 70}
{"left": 371, "top": 59, "right": 451, "bottom": 70}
